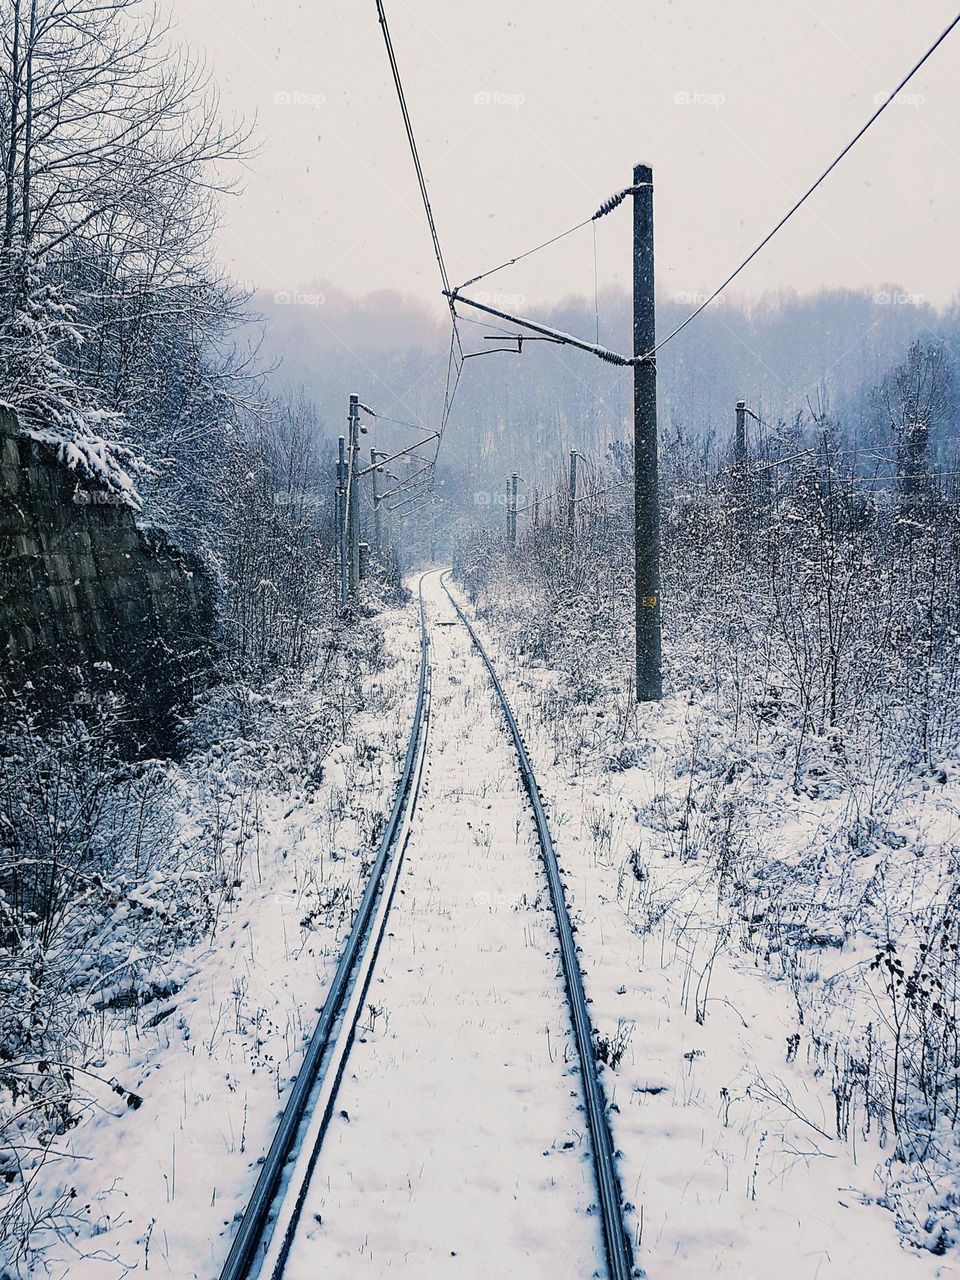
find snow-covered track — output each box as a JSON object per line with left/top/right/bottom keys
{"left": 218, "top": 579, "right": 432, "bottom": 1280}
{"left": 440, "top": 571, "right": 636, "bottom": 1280}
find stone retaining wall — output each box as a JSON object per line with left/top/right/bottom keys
{"left": 0, "top": 408, "right": 215, "bottom": 753}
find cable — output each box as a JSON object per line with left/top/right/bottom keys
{"left": 439, "top": 326, "right": 461, "bottom": 442}
{"left": 375, "top": 0, "right": 463, "bottom": 363}
{"left": 375, "top": 0, "right": 480, "bottom": 500}
{"left": 358, "top": 406, "right": 433, "bottom": 434}
{"left": 647, "top": 10, "right": 960, "bottom": 360}
{"left": 516, "top": 479, "right": 632, "bottom": 519}
{"left": 592, "top": 221, "right": 600, "bottom": 346}
{"left": 457, "top": 217, "right": 594, "bottom": 292}
{"left": 455, "top": 183, "right": 649, "bottom": 293}
{"left": 456, "top": 12, "right": 959, "bottom": 371}
{"left": 401, "top": 327, "right": 462, "bottom": 520}
{"left": 379, "top": 11, "right": 960, "bottom": 516}
{"left": 380, "top": 4, "right": 960, "bottom": 479}
{"left": 456, "top": 310, "right": 520, "bottom": 339}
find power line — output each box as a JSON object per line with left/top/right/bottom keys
{"left": 454, "top": 12, "right": 959, "bottom": 373}
{"left": 438, "top": 326, "right": 461, "bottom": 444}
{"left": 375, "top": 0, "right": 471, "bottom": 511}
{"left": 359, "top": 409, "right": 429, "bottom": 434}
{"left": 516, "top": 479, "right": 632, "bottom": 519}
{"left": 456, "top": 310, "right": 517, "bottom": 336}
{"left": 457, "top": 217, "right": 594, "bottom": 292}
{"left": 374, "top": 8, "right": 960, "bottom": 524}
{"left": 392, "top": 328, "right": 462, "bottom": 519}
{"left": 647, "top": 9, "right": 960, "bottom": 360}
{"left": 375, "top": 0, "right": 460, "bottom": 355}
{"left": 455, "top": 184, "right": 648, "bottom": 293}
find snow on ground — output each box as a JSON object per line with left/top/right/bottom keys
{"left": 20, "top": 601, "right": 420, "bottom": 1279}
{"left": 446, "top": 579, "right": 960, "bottom": 1280}
{"left": 282, "top": 571, "right": 603, "bottom": 1278}
{"left": 20, "top": 571, "right": 960, "bottom": 1280}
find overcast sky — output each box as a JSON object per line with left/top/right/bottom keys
{"left": 172, "top": 0, "right": 960, "bottom": 317}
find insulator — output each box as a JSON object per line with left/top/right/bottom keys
{"left": 592, "top": 183, "right": 648, "bottom": 220}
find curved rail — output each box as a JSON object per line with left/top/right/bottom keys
{"left": 440, "top": 572, "right": 635, "bottom": 1280}
{"left": 219, "top": 579, "right": 432, "bottom": 1280}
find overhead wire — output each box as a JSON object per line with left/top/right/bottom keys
{"left": 455, "top": 310, "right": 519, "bottom": 339}
{"left": 452, "top": 11, "right": 960, "bottom": 371}
{"left": 645, "top": 9, "right": 960, "bottom": 360}
{"left": 454, "top": 182, "right": 648, "bottom": 294}
{"left": 359, "top": 404, "right": 437, "bottom": 435}
{"left": 375, "top": 0, "right": 461, "bottom": 361}
{"left": 457, "top": 216, "right": 595, "bottom": 292}
{"left": 375, "top": 0, "right": 467, "bottom": 516}
{"left": 515, "top": 479, "right": 632, "bottom": 520}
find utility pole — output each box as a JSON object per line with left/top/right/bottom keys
{"left": 347, "top": 394, "right": 360, "bottom": 595}
{"left": 337, "top": 435, "right": 348, "bottom": 606}
{"left": 568, "top": 449, "right": 578, "bottom": 531}
{"left": 735, "top": 399, "right": 747, "bottom": 468}
{"left": 510, "top": 472, "right": 519, "bottom": 549}
{"left": 370, "top": 447, "right": 383, "bottom": 555}
{"left": 633, "top": 163, "right": 662, "bottom": 702}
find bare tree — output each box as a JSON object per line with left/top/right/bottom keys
{"left": 0, "top": 0, "right": 252, "bottom": 496}
{"left": 874, "top": 338, "right": 952, "bottom": 503}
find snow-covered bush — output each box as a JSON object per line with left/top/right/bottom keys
{"left": 0, "top": 705, "right": 170, "bottom": 1260}
{"left": 0, "top": 587, "right": 393, "bottom": 1262}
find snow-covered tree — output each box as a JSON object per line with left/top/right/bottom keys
{"left": 0, "top": 0, "right": 252, "bottom": 507}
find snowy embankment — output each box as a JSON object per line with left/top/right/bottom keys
{"left": 450, "top": 578, "right": 960, "bottom": 1280}
{"left": 13, "top": 601, "right": 419, "bottom": 1280}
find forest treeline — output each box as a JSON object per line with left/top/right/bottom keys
{"left": 254, "top": 281, "right": 960, "bottom": 512}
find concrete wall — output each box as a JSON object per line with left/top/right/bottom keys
{"left": 0, "top": 408, "right": 215, "bottom": 753}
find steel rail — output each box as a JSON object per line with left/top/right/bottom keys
{"left": 440, "top": 572, "right": 635, "bottom": 1280}
{"left": 218, "top": 578, "right": 432, "bottom": 1280}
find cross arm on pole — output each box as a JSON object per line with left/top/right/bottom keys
{"left": 356, "top": 433, "right": 440, "bottom": 478}
{"left": 444, "top": 290, "right": 638, "bottom": 367}
{"left": 378, "top": 462, "right": 434, "bottom": 504}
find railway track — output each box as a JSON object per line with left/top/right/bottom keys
{"left": 439, "top": 573, "right": 634, "bottom": 1280}
{"left": 217, "top": 579, "right": 432, "bottom": 1280}
{"left": 219, "top": 570, "right": 635, "bottom": 1280}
